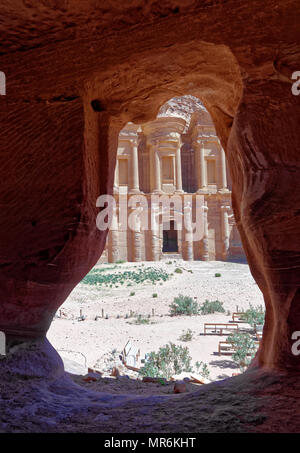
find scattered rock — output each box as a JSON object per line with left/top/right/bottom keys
{"left": 111, "top": 366, "right": 121, "bottom": 377}
{"left": 190, "top": 374, "right": 210, "bottom": 384}
{"left": 83, "top": 372, "right": 101, "bottom": 382}
{"left": 173, "top": 380, "right": 187, "bottom": 393}
{"left": 87, "top": 367, "right": 102, "bottom": 375}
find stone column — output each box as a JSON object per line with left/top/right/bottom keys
{"left": 182, "top": 202, "right": 193, "bottom": 261}
{"left": 172, "top": 155, "right": 176, "bottom": 189}
{"left": 175, "top": 144, "right": 183, "bottom": 192}
{"left": 195, "top": 140, "right": 207, "bottom": 192}
{"left": 202, "top": 201, "right": 209, "bottom": 261}
{"left": 129, "top": 206, "right": 141, "bottom": 262}
{"left": 220, "top": 148, "right": 229, "bottom": 192}
{"left": 129, "top": 139, "right": 140, "bottom": 194}
{"left": 151, "top": 143, "right": 162, "bottom": 193}
{"left": 151, "top": 204, "right": 160, "bottom": 261}
{"left": 108, "top": 204, "right": 119, "bottom": 263}
{"left": 221, "top": 204, "right": 230, "bottom": 260}
{"left": 113, "top": 158, "right": 119, "bottom": 193}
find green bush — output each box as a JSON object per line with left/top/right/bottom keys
{"left": 199, "top": 299, "right": 225, "bottom": 315}
{"left": 174, "top": 268, "right": 183, "bottom": 274}
{"left": 195, "top": 361, "right": 210, "bottom": 379}
{"left": 215, "top": 273, "right": 221, "bottom": 277}
{"left": 242, "top": 304, "right": 265, "bottom": 327}
{"left": 152, "top": 293, "right": 158, "bottom": 298}
{"left": 82, "top": 266, "right": 170, "bottom": 287}
{"left": 169, "top": 294, "right": 199, "bottom": 316}
{"left": 179, "top": 329, "right": 194, "bottom": 342}
{"left": 226, "top": 332, "right": 258, "bottom": 371}
{"left": 130, "top": 291, "right": 135, "bottom": 296}
{"left": 139, "top": 342, "right": 193, "bottom": 380}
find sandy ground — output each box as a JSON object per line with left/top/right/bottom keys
{"left": 47, "top": 259, "right": 264, "bottom": 383}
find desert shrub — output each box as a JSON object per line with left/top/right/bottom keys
{"left": 152, "top": 293, "right": 158, "bottom": 298}
{"left": 130, "top": 291, "right": 135, "bottom": 296}
{"left": 169, "top": 294, "right": 199, "bottom": 316}
{"left": 195, "top": 361, "right": 210, "bottom": 379}
{"left": 139, "top": 342, "right": 193, "bottom": 379}
{"left": 82, "top": 266, "right": 170, "bottom": 287}
{"left": 242, "top": 304, "right": 265, "bottom": 327}
{"left": 132, "top": 315, "right": 151, "bottom": 325}
{"left": 226, "top": 332, "right": 258, "bottom": 371}
{"left": 179, "top": 329, "right": 194, "bottom": 342}
{"left": 215, "top": 273, "right": 221, "bottom": 277}
{"left": 199, "top": 299, "right": 225, "bottom": 315}
{"left": 174, "top": 268, "right": 183, "bottom": 274}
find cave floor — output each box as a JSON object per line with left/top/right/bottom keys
{"left": 1, "top": 361, "right": 299, "bottom": 433}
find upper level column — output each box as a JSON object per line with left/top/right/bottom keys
{"left": 129, "top": 137, "right": 140, "bottom": 194}
{"left": 219, "top": 147, "right": 229, "bottom": 192}
{"left": 151, "top": 139, "right": 162, "bottom": 193}
{"left": 194, "top": 139, "right": 207, "bottom": 192}
{"left": 175, "top": 142, "right": 183, "bottom": 193}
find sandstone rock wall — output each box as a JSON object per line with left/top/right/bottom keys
{"left": 0, "top": 0, "right": 299, "bottom": 372}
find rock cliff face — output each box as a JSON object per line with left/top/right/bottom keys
{"left": 0, "top": 0, "right": 300, "bottom": 428}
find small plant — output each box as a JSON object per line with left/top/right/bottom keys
{"left": 215, "top": 273, "right": 221, "bottom": 277}
{"left": 242, "top": 304, "right": 265, "bottom": 327}
{"left": 195, "top": 361, "right": 210, "bottom": 379}
{"left": 139, "top": 342, "right": 193, "bottom": 380}
{"left": 179, "top": 329, "right": 194, "bottom": 342}
{"left": 157, "top": 377, "right": 167, "bottom": 385}
{"left": 226, "top": 332, "right": 258, "bottom": 371}
{"left": 199, "top": 299, "right": 225, "bottom": 315}
{"left": 130, "top": 291, "right": 135, "bottom": 296}
{"left": 152, "top": 293, "right": 158, "bottom": 298}
{"left": 169, "top": 294, "right": 199, "bottom": 316}
{"left": 133, "top": 315, "right": 151, "bottom": 325}
{"left": 174, "top": 268, "right": 183, "bottom": 274}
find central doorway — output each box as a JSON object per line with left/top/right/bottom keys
{"left": 163, "top": 220, "right": 178, "bottom": 253}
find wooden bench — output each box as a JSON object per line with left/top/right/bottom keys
{"left": 232, "top": 312, "right": 247, "bottom": 323}
{"left": 218, "top": 339, "right": 260, "bottom": 355}
{"left": 218, "top": 341, "right": 236, "bottom": 355}
{"left": 204, "top": 323, "right": 239, "bottom": 336}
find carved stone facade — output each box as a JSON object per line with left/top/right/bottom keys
{"left": 103, "top": 99, "right": 245, "bottom": 262}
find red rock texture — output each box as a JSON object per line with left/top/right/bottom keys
{"left": 0, "top": 1, "right": 299, "bottom": 381}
